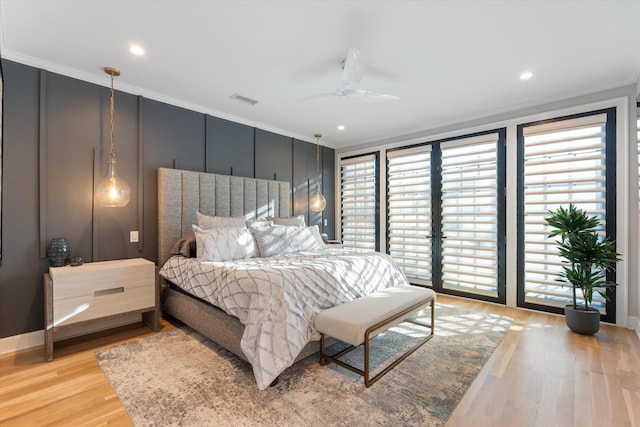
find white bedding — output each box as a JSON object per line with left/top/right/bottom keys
{"left": 158, "top": 248, "right": 409, "bottom": 389}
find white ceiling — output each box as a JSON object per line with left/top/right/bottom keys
{"left": 1, "top": 0, "right": 639, "bottom": 149}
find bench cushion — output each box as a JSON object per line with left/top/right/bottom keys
{"left": 314, "top": 285, "right": 435, "bottom": 347}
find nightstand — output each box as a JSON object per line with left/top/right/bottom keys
{"left": 44, "top": 258, "right": 159, "bottom": 361}
{"left": 325, "top": 240, "right": 343, "bottom": 249}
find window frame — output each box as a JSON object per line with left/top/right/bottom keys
{"left": 516, "top": 107, "right": 617, "bottom": 323}
{"left": 339, "top": 152, "right": 380, "bottom": 251}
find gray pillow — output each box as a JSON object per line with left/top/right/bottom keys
{"left": 267, "top": 215, "right": 306, "bottom": 227}
{"left": 196, "top": 212, "right": 247, "bottom": 229}
{"left": 170, "top": 231, "right": 197, "bottom": 257}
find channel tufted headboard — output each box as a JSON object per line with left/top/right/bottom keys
{"left": 157, "top": 167, "right": 291, "bottom": 265}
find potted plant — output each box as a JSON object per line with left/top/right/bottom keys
{"left": 545, "top": 204, "right": 620, "bottom": 335}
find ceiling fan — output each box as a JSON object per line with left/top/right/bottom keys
{"left": 318, "top": 47, "right": 399, "bottom": 102}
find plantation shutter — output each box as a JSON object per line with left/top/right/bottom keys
{"left": 386, "top": 146, "right": 432, "bottom": 285}
{"left": 521, "top": 113, "right": 608, "bottom": 311}
{"left": 440, "top": 133, "right": 500, "bottom": 297}
{"left": 340, "top": 154, "right": 377, "bottom": 250}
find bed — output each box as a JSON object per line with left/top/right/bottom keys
{"left": 157, "top": 167, "right": 410, "bottom": 389}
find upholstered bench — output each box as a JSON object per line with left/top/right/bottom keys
{"left": 314, "top": 285, "right": 435, "bottom": 386}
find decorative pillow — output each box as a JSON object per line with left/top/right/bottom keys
{"left": 245, "top": 219, "right": 274, "bottom": 230}
{"left": 193, "top": 225, "right": 258, "bottom": 262}
{"left": 170, "top": 231, "right": 197, "bottom": 258}
{"left": 251, "top": 226, "right": 293, "bottom": 257}
{"left": 196, "top": 212, "right": 247, "bottom": 230}
{"left": 289, "top": 225, "right": 326, "bottom": 252}
{"left": 267, "top": 215, "right": 306, "bottom": 227}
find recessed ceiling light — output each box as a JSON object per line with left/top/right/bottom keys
{"left": 520, "top": 71, "right": 533, "bottom": 80}
{"left": 337, "top": 125, "right": 345, "bottom": 131}
{"left": 129, "top": 45, "right": 145, "bottom": 56}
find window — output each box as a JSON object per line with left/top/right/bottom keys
{"left": 440, "top": 133, "right": 504, "bottom": 299}
{"left": 517, "top": 109, "right": 616, "bottom": 320}
{"left": 384, "top": 130, "right": 505, "bottom": 302}
{"left": 387, "top": 146, "right": 432, "bottom": 285}
{"left": 340, "top": 154, "right": 378, "bottom": 250}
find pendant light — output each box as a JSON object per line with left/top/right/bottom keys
{"left": 310, "top": 133, "right": 326, "bottom": 212}
{"left": 95, "top": 66, "right": 131, "bottom": 207}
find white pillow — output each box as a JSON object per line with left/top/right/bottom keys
{"left": 289, "top": 225, "right": 326, "bottom": 252}
{"left": 251, "top": 225, "right": 325, "bottom": 257}
{"left": 196, "top": 212, "right": 247, "bottom": 229}
{"left": 193, "top": 225, "right": 258, "bottom": 261}
{"left": 251, "top": 226, "right": 293, "bottom": 257}
{"left": 267, "top": 215, "right": 306, "bottom": 227}
{"left": 245, "top": 219, "right": 274, "bottom": 230}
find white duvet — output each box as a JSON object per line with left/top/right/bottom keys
{"left": 159, "top": 248, "right": 409, "bottom": 389}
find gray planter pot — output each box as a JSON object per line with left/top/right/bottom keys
{"left": 564, "top": 305, "right": 600, "bottom": 335}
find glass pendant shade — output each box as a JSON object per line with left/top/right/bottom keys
{"left": 310, "top": 188, "right": 326, "bottom": 212}
{"left": 96, "top": 159, "right": 131, "bottom": 207}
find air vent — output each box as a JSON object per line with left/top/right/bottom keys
{"left": 230, "top": 93, "right": 259, "bottom": 106}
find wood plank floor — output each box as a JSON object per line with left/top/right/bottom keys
{"left": 1, "top": 294, "right": 639, "bottom": 427}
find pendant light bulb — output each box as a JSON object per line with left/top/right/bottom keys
{"left": 97, "top": 158, "right": 131, "bottom": 207}
{"left": 310, "top": 133, "right": 326, "bottom": 212}
{"left": 96, "top": 66, "right": 131, "bottom": 207}
{"left": 310, "top": 189, "right": 327, "bottom": 212}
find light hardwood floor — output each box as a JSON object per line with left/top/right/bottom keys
{"left": 1, "top": 295, "right": 639, "bottom": 426}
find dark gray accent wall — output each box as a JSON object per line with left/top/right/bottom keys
{"left": 43, "top": 73, "right": 142, "bottom": 264}
{"left": 0, "top": 61, "right": 47, "bottom": 337}
{"left": 292, "top": 138, "right": 315, "bottom": 226}
{"left": 206, "top": 116, "right": 254, "bottom": 177}
{"left": 0, "top": 59, "right": 336, "bottom": 339}
{"left": 140, "top": 98, "right": 206, "bottom": 263}
{"left": 254, "top": 129, "right": 292, "bottom": 184}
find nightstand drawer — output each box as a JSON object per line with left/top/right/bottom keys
{"left": 50, "top": 259, "right": 154, "bottom": 301}
{"left": 53, "top": 284, "right": 155, "bottom": 327}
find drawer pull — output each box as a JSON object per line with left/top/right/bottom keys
{"left": 94, "top": 287, "right": 124, "bottom": 297}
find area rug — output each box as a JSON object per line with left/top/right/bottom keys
{"left": 95, "top": 302, "right": 512, "bottom": 427}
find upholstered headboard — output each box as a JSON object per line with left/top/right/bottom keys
{"left": 157, "top": 167, "right": 291, "bottom": 265}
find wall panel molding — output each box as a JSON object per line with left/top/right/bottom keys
{"left": 38, "top": 70, "right": 47, "bottom": 258}
{"left": 137, "top": 96, "right": 144, "bottom": 252}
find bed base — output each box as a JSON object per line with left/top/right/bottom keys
{"left": 161, "top": 279, "right": 325, "bottom": 366}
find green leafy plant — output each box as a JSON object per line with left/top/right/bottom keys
{"left": 545, "top": 204, "right": 620, "bottom": 311}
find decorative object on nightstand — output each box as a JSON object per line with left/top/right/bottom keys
{"left": 44, "top": 258, "right": 159, "bottom": 361}
{"left": 46, "top": 238, "right": 70, "bottom": 267}
{"left": 69, "top": 256, "right": 84, "bottom": 266}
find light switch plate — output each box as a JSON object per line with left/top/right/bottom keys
{"left": 130, "top": 230, "right": 139, "bottom": 243}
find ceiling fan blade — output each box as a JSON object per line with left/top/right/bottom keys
{"left": 353, "top": 88, "right": 399, "bottom": 102}
{"left": 334, "top": 88, "right": 399, "bottom": 102}
{"left": 341, "top": 47, "right": 364, "bottom": 90}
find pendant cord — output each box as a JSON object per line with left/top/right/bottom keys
{"left": 109, "top": 73, "right": 115, "bottom": 163}
{"left": 315, "top": 135, "right": 321, "bottom": 192}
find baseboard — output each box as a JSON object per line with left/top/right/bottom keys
{"left": 0, "top": 313, "right": 141, "bottom": 355}
{"left": 629, "top": 316, "right": 640, "bottom": 341}
{"left": 0, "top": 329, "right": 44, "bottom": 355}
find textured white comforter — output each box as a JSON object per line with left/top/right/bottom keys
{"left": 159, "top": 249, "right": 409, "bottom": 389}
